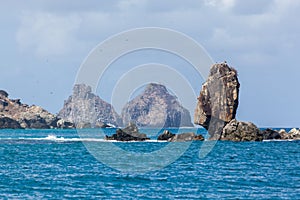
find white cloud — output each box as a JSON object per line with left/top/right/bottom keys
{"left": 205, "top": 0, "right": 235, "bottom": 11}
{"left": 16, "top": 12, "right": 82, "bottom": 57}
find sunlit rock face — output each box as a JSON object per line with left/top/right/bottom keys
{"left": 194, "top": 63, "right": 240, "bottom": 139}
{"left": 58, "top": 84, "right": 122, "bottom": 128}
{"left": 122, "top": 83, "right": 193, "bottom": 128}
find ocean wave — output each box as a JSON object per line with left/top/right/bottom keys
{"left": 0, "top": 135, "right": 168, "bottom": 143}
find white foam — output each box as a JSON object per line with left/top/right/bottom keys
{"left": 0, "top": 135, "right": 168, "bottom": 143}
{"left": 263, "top": 139, "right": 297, "bottom": 142}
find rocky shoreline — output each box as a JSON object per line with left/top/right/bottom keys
{"left": 0, "top": 90, "right": 74, "bottom": 129}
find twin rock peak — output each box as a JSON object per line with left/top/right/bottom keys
{"left": 58, "top": 83, "right": 193, "bottom": 128}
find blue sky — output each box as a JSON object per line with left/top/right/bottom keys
{"left": 1, "top": 0, "right": 300, "bottom": 127}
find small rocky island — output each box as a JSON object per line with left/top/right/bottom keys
{"left": 122, "top": 83, "right": 193, "bottom": 127}
{"left": 58, "top": 84, "right": 123, "bottom": 128}
{"left": 194, "top": 62, "right": 300, "bottom": 141}
{"left": 105, "top": 122, "right": 149, "bottom": 141}
{"left": 0, "top": 90, "right": 73, "bottom": 129}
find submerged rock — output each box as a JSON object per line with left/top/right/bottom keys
{"left": 58, "top": 84, "right": 122, "bottom": 128}
{"left": 194, "top": 63, "right": 240, "bottom": 139}
{"left": 221, "top": 119, "right": 263, "bottom": 141}
{"left": 105, "top": 122, "right": 149, "bottom": 141}
{"left": 122, "top": 83, "right": 193, "bottom": 127}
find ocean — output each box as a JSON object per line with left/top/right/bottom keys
{"left": 0, "top": 128, "right": 299, "bottom": 199}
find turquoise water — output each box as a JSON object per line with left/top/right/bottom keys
{"left": 0, "top": 129, "right": 299, "bottom": 199}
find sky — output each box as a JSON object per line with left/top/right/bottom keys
{"left": 1, "top": 0, "right": 300, "bottom": 127}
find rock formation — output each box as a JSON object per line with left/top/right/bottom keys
{"left": 221, "top": 119, "right": 263, "bottom": 141}
{"left": 0, "top": 117, "right": 22, "bottom": 129}
{"left": 261, "top": 128, "right": 282, "bottom": 140}
{"left": 168, "top": 132, "right": 205, "bottom": 142}
{"left": 0, "top": 90, "right": 73, "bottom": 129}
{"left": 105, "top": 122, "right": 149, "bottom": 141}
{"left": 122, "top": 83, "right": 193, "bottom": 127}
{"left": 157, "top": 130, "right": 175, "bottom": 141}
{"left": 194, "top": 63, "right": 240, "bottom": 139}
{"left": 157, "top": 130, "right": 204, "bottom": 142}
{"left": 272, "top": 128, "right": 300, "bottom": 140}
{"left": 58, "top": 84, "right": 122, "bottom": 128}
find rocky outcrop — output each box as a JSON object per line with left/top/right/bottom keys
{"left": 221, "top": 119, "right": 263, "bottom": 141}
{"left": 105, "top": 122, "right": 149, "bottom": 141}
{"left": 261, "top": 128, "right": 282, "bottom": 140}
{"left": 157, "top": 130, "right": 175, "bottom": 141}
{"left": 157, "top": 130, "right": 204, "bottom": 142}
{"left": 168, "top": 132, "right": 205, "bottom": 142}
{"left": 58, "top": 84, "right": 122, "bottom": 128}
{"left": 0, "top": 90, "right": 73, "bottom": 129}
{"left": 274, "top": 128, "right": 300, "bottom": 140}
{"left": 194, "top": 63, "right": 239, "bottom": 139}
{"left": 122, "top": 83, "right": 193, "bottom": 127}
{"left": 0, "top": 116, "right": 22, "bottom": 129}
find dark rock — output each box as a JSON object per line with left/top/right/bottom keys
{"left": 168, "top": 132, "right": 204, "bottom": 142}
{"left": 0, "top": 116, "right": 22, "bottom": 129}
{"left": 157, "top": 130, "right": 175, "bottom": 141}
{"left": 194, "top": 63, "right": 240, "bottom": 138}
{"left": 194, "top": 134, "right": 205, "bottom": 141}
{"left": 58, "top": 84, "right": 122, "bottom": 128}
{"left": 105, "top": 122, "right": 149, "bottom": 141}
{"left": 11, "top": 99, "right": 21, "bottom": 105}
{"left": 157, "top": 129, "right": 205, "bottom": 142}
{"left": 0, "top": 90, "right": 8, "bottom": 98}
{"left": 221, "top": 119, "right": 263, "bottom": 141}
{"left": 262, "top": 128, "right": 282, "bottom": 140}
{"left": 122, "top": 83, "right": 193, "bottom": 127}
{"left": 27, "top": 117, "right": 50, "bottom": 129}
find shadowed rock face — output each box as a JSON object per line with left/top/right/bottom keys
{"left": 0, "top": 117, "right": 22, "bottom": 129}
{"left": 58, "top": 84, "right": 122, "bottom": 128}
{"left": 121, "top": 83, "right": 193, "bottom": 127}
{"left": 157, "top": 130, "right": 205, "bottom": 142}
{"left": 105, "top": 122, "right": 149, "bottom": 141}
{"left": 194, "top": 63, "right": 240, "bottom": 138}
{"left": 262, "top": 128, "right": 282, "bottom": 140}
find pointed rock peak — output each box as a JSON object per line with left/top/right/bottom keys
{"left": 209, "top": 62, "right": 237, "bottom": 77}
{"left": 144, "top": 83, "right": 169, "bottom": 95}
{"left": 72, "top": 84, "right": 94, "bottom": 99}
{"left": 122, "top": 83, "right": 193, "bottom": 127}
{"left": 59, "top": 83, "right": 122, "bottom": 127}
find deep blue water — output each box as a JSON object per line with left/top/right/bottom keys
{"left": 0, "top": 128, "right": 299, "bottom": 199}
